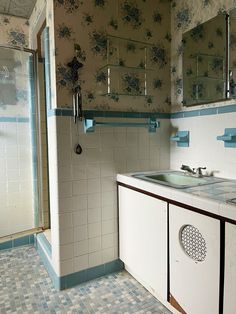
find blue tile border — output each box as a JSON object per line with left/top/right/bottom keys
{"left": 2, "top": 104, "right": 236, "bottom": 123}
{"left": 0, "top": 234, "right": 34, "bottom": 251}
{"left": 36, "top": 234, "right": 124, "bottom": 291}
{"left": 47, "top": 109, "right": 171, "bottom": 119}
{"left": 199, "top": 108, "right": 217, "bottom": 116}
{"left": 171, "top": 103, "right": 236, "bottom": 119}
{"left": 37, "top": 233, "right": 52, "bottom": 257}
{"left": 217, "top": 104, "right": 236, "bottom": 114}
{"left": 36, "top": 236, "right": 61, "bottom": 290}
{"left": 61, "top": 259, "right": 124, "bottom": 290}
{"left": 0, "top": 117, "right": 30, "bottom": 123}
{"left": 46, "top": 103, "right": 236, "bottom": 121}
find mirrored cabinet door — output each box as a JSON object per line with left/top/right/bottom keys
{"left": 183, "top": 14, "right": 227, "bottom": 107}
{"left": 229, "top": 8, "right": 236, "bottom": 98}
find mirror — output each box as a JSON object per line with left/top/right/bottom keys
{"left": 229, "top": 8, "right": 236, "bottom": 98}
{"left": 183, "top": 14, "right": 227, "bottom": 106}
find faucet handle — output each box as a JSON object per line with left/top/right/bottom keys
{"left": 194, "top": 167, "right": 206, "bottom": 177}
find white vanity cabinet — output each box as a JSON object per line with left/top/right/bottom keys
{"left": 118, "top": 186, "right": 168, "bottom": 302}
{"left": 224, "top": 223, "right": 236, "bottom": 313}
{"left": 169, "top": 204, "right": 221, "bottom": 314}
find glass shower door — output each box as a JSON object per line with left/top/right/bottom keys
{"left": 0, "top": 46, "right": 41, "bottom": 238}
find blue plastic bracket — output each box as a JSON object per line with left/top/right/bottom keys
{"left": 83, "top": 117, "right": 160, "bottom": 133}
{"left": 170, "top": 131, "right": 189, "bottom": 147}
{"left": 217, "top": 128, "right": 236, "bottom": 147}
{"left": 84, "top": 118, "right": 95, "bottom": 133}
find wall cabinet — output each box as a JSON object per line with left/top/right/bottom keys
{"left": 119, "top": 186, "right": 167, "bottom": 301}
{"left": 169, "top": 204, "right": 221, "bottom": 314}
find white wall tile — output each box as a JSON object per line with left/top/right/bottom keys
{"left": 87, "top": 178, "right": 101, "bottom": 194}
{"left": 89, "top": 251, "right": 102, "bottom": 268}
{"left": 88, "top": 193, "right": 101, "bottom": 209}
{"left": 86, "top": 163, "right": 100, "bottom": 178}
{"left": 89, "top": 237, "right": 102, "bottom": 253}
{"left": 59, "top": 213, "right": 73, "bottom": 229}
{"left": 88, "top": 208, "right": 101, "bottom": 223}
{"left": 74, "top": 225, "right": 88, "bottom": 242}
{"left": 102, "top": 219, "right": 116, "bottom": 235}
{"left": 72, "top": 180, "right": 88, "bottom": 195}
{"left": 101, "top": 177, "right": 116, "bottom": 192}
{"left": 73, "top": 210, "right": 88, "bottom": 226}
{"left": 102, "top": 205, "right": 116, "bottom": 221}
{"left": 59, "top": 182, "right": 72, "bottom": 198}
{"left": 55, "top": 118, "right": 171, "bottom": 275}
{"left": 60, "top": 243, "right": 73, "bottom": 261}
{"left": 102, "top": 247, "right": 115, "bottom": 263}
{"left": 88, "top": 222, "right": 101, "bottom": 238}
{"left": 59, "top": 227, "right": 73, "bottom": 245}
{"left": 102, "top": 233, "right": 115, "bottom": 249}
{"left": 60, "top": 259, "right": 73, "bottom": 276}
{"left": 170, "top": 112, "right": 236, "bottom": 179}
{"left": 72, "top": 195, "right": 87, "bottom": 211}
{"left": 74, "top": 240, "right": 89, "bottom": 256}
{"left": 74, "top": 255, "right": 89, "bottom": 272}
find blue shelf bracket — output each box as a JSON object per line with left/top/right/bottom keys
{"left": 83, "top": 117, "right": 160, "bottom": 133}
{"left": 217, "top": 128, "right": 236, "bottom": 147}
{"left": 170, "top": 131, "right": 189, "bottom": 147}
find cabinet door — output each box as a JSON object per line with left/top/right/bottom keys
{"left": 119, "top": 186, "right": 167, "bottom": 301}
{"left": 224, "top": 223, "right": 236, "bottom": 314}
{"left": 169, "top": 204, "right": 220, "bottom": 314}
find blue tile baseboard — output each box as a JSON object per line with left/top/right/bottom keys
{"left": 36, "top": 234, "right": 124, "bottom": 291}
{"left": 0, "top": 234, "right": 34, "bottom": 251}
{"left": 37, "top": 233, "right": 52, "bottom": 257}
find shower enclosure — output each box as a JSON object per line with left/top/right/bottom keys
{"left": 0, "top": 45, "right": 43, "bottom": 238}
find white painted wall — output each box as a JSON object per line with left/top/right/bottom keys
{"left": 170, "top": 111, "right": 236, "bottom": 179}
{"left": 50, "top": 115, "right": 170, "bottom": 276}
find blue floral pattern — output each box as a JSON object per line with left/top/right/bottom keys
{"left": 83, "top": 14, "right": 94, "bottom": 26}
{"left": 52, "top": 0, "right": 171, "bottom": 112}
{"left": 57, "top": 24, "right": 73, "bottom": 39}
{"left": 90, "top": 31, "right": 107, "bottom": 56}
{"left": 56, "top": 64, "right": 73, "bottom": 88}
{"left": 8, "top": 29, "right": 26, "bottom": 46}
{"left": 122, "top": 73, "right": 143, "bottom": 95}
{"left": 176, "top": 8, "right": 191, "bottom": 29}
{"left": 150, "top": 45, "right": 168, "bottom": 68}
{"left": 121, "top": 1, "right": 142, "bottom": 29}
{"left": 55, "top": 0, "right": 82, "bottom": 13}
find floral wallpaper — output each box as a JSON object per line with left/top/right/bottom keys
{"left": 29, "top": 0, "right": 57, "bottom": 109}
{"left": 171, "top": 0, "right": 236, "bottom": 111}
{"left": 53, "top": 0, "right": 171, "bottom": 113}
{"left": 0, "top": 13, "right": 29, "bottom": 48}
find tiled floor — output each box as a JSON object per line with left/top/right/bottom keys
{"left": 0, "top": 246, "right": 171, "bottom": 314}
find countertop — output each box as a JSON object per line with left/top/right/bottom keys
{"left": 117, "top": 171, "right": 236, "bottom": 222}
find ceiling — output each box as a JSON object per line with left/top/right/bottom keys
{"left": 0, "top": 0, "right": 37, "bottom": 19}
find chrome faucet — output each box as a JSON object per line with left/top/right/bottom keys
{"left": 193, "top": 167, "right": 206, "bottom": 178}
{"left": 181, "top": 165, "right": 206, "bottom": 177}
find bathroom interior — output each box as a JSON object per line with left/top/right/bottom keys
{"left": 1, "top": 0, "right": 236, "bottom": 313}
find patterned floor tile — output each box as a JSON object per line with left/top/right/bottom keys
{"left": 0, "top": 246, "right": 171, "bottom": 314}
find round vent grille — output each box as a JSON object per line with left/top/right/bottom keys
{"left": 180, "top": 225, "right": 207, "bottom": 262}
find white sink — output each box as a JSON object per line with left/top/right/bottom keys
{"left": 133, "top": 171, "right": 225, "bottom": 189}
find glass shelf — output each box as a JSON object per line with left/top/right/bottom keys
{"left": 99, "top": 64, "right": 154, "bottom": 72}
{"left": 187, "top": 76, "right": 224, "bottom": 81}
{"left": 97, "top": 34, "right": 155, "bottom": 98}
{"left": 101, "top": 93, "right": 153, "bottom": 97}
